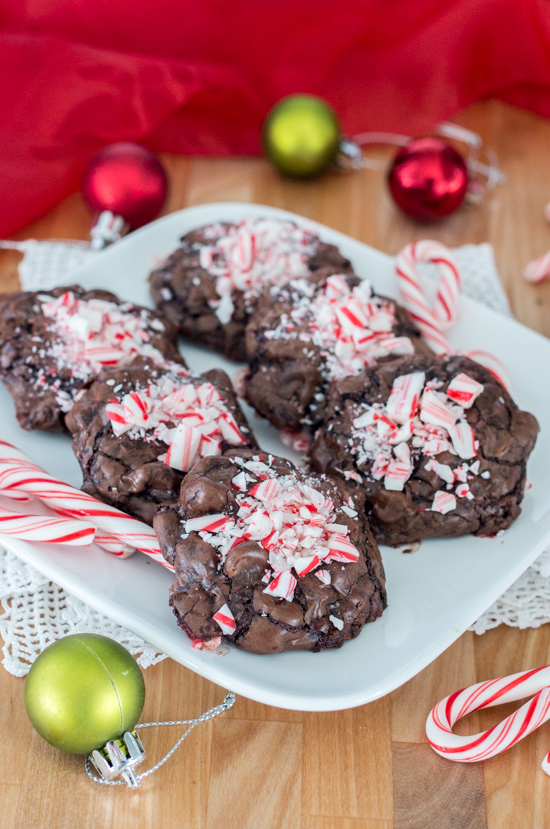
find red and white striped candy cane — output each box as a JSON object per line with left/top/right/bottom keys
{"left": 395, "top": 240, "right": 460, "bottom": 354}
{"left": 0, "top": 506, "right": 96, "bottom": 546}
{"left": 426, "top": 666, "right": 550, "bottom": 774}
{"left": 0, "top": 441, "right": 172, "bottom": 570}
{"left": 524, "top": 250, "right": 550, "bottom": 285}
{"left": 456, "top": 348, "right": 510, "bottom": 391}
{"left": 395, "top": 240, "right": 510, "bottom": 390}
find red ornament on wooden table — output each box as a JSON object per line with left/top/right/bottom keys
{"left": 388, "top": 137, "right": 469, "bottom": 221}
{"left": 82, "top": 143, "right": 167, "bottom": 248}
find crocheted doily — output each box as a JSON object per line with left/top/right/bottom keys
{"left": 0, "top": 238, "right": 546, "bottom": 677}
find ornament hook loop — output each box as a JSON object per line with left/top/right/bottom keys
{"left": 91, "top": 730, "right": 146, "bottom": 789}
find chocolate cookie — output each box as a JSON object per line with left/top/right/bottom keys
{"left": 310, "top": 355, "right": 539, "bottom": 546}
{"left": 0, "top": 285, "right": 182, "bottom": 433}
{"left": 154, "top": 449, "right": 386, "bottom": 654}
{"left": 148, "top": 217, "right": 351, "bottom": 361}
{"left": 66, "top": 358, "right": 256, "bottom": 525}
{"left": 245, "top": 271, "right": 431, "bottom": 435}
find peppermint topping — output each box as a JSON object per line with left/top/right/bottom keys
{"left": 197, "top": 218, "right": 318, "bottom": 323}
{"left": 431, "top": 491, "right": 457, "bottom": 514}
{"left": 38, "top": 290, "right": 166, "bottom": 412}
{"left": 446, "top": 373, "right": 484, "bottom": 408}
{"left": 265, "top": 274, "right": 414, "bottom": 382}
{"left": 105, "top": 364, "right": 246, "bottom": 472}
{"left": 184, "top": 456, "right": 360, "bottom": 605}
{"left": 212, "top": 603, "right": 237, "bottom": 635}
{"left": 350, "top": 371, "right": 485, "bottom": 512}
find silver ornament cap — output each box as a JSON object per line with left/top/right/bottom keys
{"left": 90, "top": 730, "right": 146, "bottom": 789}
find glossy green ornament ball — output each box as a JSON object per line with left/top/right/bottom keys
{"left": 263, "top": 94, "right": 341, "bottom": 178}
{"left": 24, "top": 634, "right": 145, "bottom": 755}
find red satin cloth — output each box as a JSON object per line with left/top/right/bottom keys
{"left": 1, "top": 0, "right": 550, "bottom": 237}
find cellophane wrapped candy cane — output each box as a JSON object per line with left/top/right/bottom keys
{"left": 0, "top": 506, "right": 96, "bottom": 546}
{"left": 426, "top": 666, "right": 550, "bottom": 774}
{"left": 0, "top": 441, "right": 172, "bottom": 570}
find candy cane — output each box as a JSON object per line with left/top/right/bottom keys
{"left": 0, "top": 507, "right": 96, "bottom": 546}
{"left": 426, "top": 666, "right": 550, "bottom": 774}
{"left": 395, "top": 240, "right": 460, "bottom": 354}
{"left": 524, "top": 250, "right": 550, "bottom": 285}
{"left": 0, "top": 441, "right": 172, "bottom": 570}
{"left": 395, "top": 241, "right": 510, "bottom": 390}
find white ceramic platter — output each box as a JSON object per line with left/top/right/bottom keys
{"left": 2, "top": 202, "right": 549, "bottom": 711}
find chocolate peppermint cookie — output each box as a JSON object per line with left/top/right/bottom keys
{"left": 148, "top": 216, "right": 351, "bottom": 361}
{"left": 245, "top": 270, "right": 431, "bottom": 435}
{"left": 154, "top": 449, "right": 386, "bottom": 654}
{"left": 0, "top": 285, "right": 182, "bottom": 433}
{"left": 66, "top": 358, "right": 256, "bottom": 525}
{"left": 310, "top": 355, "right": 539, "bottom": 546}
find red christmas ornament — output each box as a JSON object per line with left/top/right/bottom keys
{"left": 387, "top": 137, "right": 469, "bottom": 221}
{"left": 83, "top": 143, "right": 167, "bottom": 247}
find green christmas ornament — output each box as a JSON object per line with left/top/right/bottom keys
{"left": 263, "top": 94, "right": 342, "bottom": 178}
{"left": 24, "top": 633, "right": 145, "bottom": 756}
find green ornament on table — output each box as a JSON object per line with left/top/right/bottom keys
{"left": 263, "top": 94, "right": 342, "bottom": 178}
{"left": 24, "top": 633, "right": 145, "bottom": 755}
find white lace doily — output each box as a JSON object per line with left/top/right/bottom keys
{"left": 0, "top": 237, "right": 546, "bottom": 677}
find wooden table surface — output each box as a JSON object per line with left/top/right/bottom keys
{"left": 1, "top": 100, "right": 549, "bottom": 829}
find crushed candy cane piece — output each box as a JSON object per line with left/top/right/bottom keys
{"left": 420, "top": 388, "right": 457, "bottom": 429}
{"left": 213, "top": 603, "right": 237, "bottom": 635}
{"left": 446, "top": 373, "right": 484, "bottom": 408}
{"left": 263, "top": 570, "right": 297, "bottom": 601}
{"left": 104, "top": 362, "right": 246, "bottom": 472}
{"left": 329, "top": 615, "right": 344, "bottom": 630}
{"left": 264, "top": 273, "right": 414, "bottom": 382}
{"left": 185, "top": 458, "right": 361, "bottom": 592}
{"left": 448, "top": 421, "right": 477, "bottom": 459}
{"left": 315, "top": 569, "right": 332, "bottom": 585}
{"left": 386, "top": 372, "right": 425, "bottom": 424}
{"left": 349, "top": 367, "right": 481, "bottom": 502}
{"left": 198, "top": 217, "right": 317, "bottom": 320}
{"left": 384, "top": 459, "right": 412, "bottom": 491}
{"left": 293, "top": 554, "right": 321, "bottom": 577}
{"left": 431, "top": 491, "right": 457, "bottom": 514}
{"left": 456, "top": 483, "right": 474, "bottom": 499}
{"left": 327, "top": 534, "right": 360, "bottom": 563}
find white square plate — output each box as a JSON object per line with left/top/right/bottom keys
{"left": 2, "top": 203, "right": 549, "bottom": 711}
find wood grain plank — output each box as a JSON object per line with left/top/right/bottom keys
{"left": 0, "top": 99, "right": 549, "bottom": 829}
{"left": 302, "top": 697, "right": 393, "bottom": 821}
{"left": 302, "top": 817, "right": 392, "bottom": 829}
{"left": 392, "top": 743, "right": 487, "bottom": 829}
{"left": 206, "top": 719, "right": 302, "bottom": 829}
{"left": 392, "top": 632, "right": 479, "bottom": 743}
{"left": 0, "top": 784, "right": 21, "bottom": 829}
{"left": 475, "top": 626, "right": 550, "bottom": 829}
{"left": 184, "top": 157, "right": 258, "bottom": 207}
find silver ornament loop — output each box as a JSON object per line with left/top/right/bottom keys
{"left": 344, "top": 121, "right": 506, "bottom": 200}
{"left": 85, "top": 691, "right": 236, "bottom": 788}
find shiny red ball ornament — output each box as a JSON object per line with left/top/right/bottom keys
{"left": 82, "top": 143, "right": 167, "bottom": 229}
{"left": 388, "top": 137, "right": 469, "bottom": 221}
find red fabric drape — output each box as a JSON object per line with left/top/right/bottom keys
{"left": 1, "top": 0, "right": 550, "bottom": 236}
